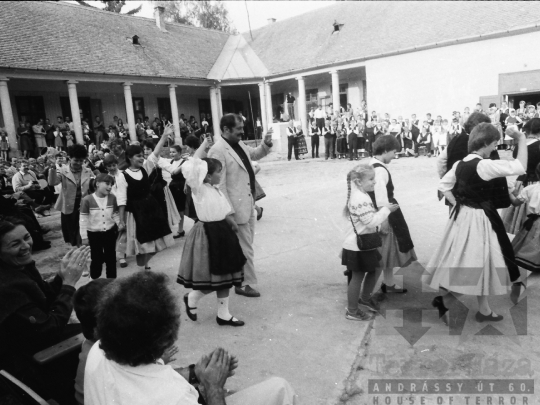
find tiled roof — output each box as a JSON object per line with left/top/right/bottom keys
{"left": 0, "top": 1, "right": 230, "bottom": 79}
{"left": 244, "top": 1, "right": 540, "bottom": 75}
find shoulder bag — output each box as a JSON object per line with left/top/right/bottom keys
{"left": 349, "top": 214, "right": 382, "bottom": 251}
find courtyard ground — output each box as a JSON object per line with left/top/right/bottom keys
{"left": 34, "top": 151, "right": 539, "bottom": 404}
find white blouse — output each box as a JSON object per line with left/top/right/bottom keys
{"left": 518, "top": 183, "right": 540, "bottom": 215}
{"left": 115, "top": 168, "right": 143, "bottom": 206}
{"left": 439, "top": 154, "right": 526, "bottom": 193}
{"left": 148, "top": 153, "right": 184, "bottom": 184}
{"left": 181, "top": 158, "right": 232, "bottom": 222}
{"left": 370, "top": 157, "right": 391, "bottom": 207}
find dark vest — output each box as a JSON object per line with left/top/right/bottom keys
{"left": 368, "top": 163, "right": 414, "bottom": 253}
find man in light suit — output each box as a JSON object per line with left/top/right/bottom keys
{"left": 208, "top": 114, "right": 273, "bottom": 297}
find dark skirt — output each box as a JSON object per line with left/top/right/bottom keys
{"left": 356, "top": 137, "right": 366, "bottom": 150}
{"left": 19, "top": 134, "right": 33, "bottom": 151}
{"left": 169, "top": 180, "right": 187, "bottom": 212}
{"left": 337, "top": 138, "right": 348, "bottom": 154}
{"left": 127, "top": 194, "right": 171, "bottom": 244}
{"left": 61, "top": 197, "right": 81, "bottom": 246}
{"left": 185, "top": 187, "right": 198, "bottom": 221}
{"left": 204, "top": 220, "right": 246, "bottom": 276}
{"left": 341, "top": 248, "right": 382, "bottom": 273}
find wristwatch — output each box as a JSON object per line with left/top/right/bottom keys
{"left": 188, "top": 364, "right": 199, "bottom": 385}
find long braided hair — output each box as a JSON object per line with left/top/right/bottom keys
{"left": 343, "top": 163, "right": 375, "bottom": 218}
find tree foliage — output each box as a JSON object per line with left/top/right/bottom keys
{"left": 152, "top": 1, "right": 236, "bottom": 33}
{"left": 75, "top": 1, "right": 142, "bottom": 15}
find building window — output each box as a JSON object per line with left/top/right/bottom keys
{"left": 132, "top": 35, "right": 140, "bottom": 45}
{"left": 132, "top": 97, "right": 145, "bottom": 122}
{"left": 306, "top": 88, "right": 318, "bottom": 111}
{"left": 15, "top": 96, "right": 45, "bottom": 126}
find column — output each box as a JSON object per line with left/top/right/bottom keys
{"left": 216, "top": 85, "right": 223, "bottom": 119}
{"left": 209, "top": 86, "right": 221, "bottom": 139}
{"left": 169, "top": 84, "right": 181, "bottom": 145}
{"left": 257, "top": 82, "right": 267, "bottom": 133}
{"left": 0, "top": 78, "right": 18, "bottom": 156}
{"left": 296, "top": 76, "right": 308, "bottom": 135}
{"left": 122, "top": 82, "right": 137, "bottom": 143}
{"left": 265, "top": 82, "right": 273, "bottom": 126}
{"left": 330, "top": 70, "right": 340, "bottom": 113}
{"left": 66, "top": 80, "right": 84, "bottom": 145}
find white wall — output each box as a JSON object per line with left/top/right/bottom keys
{"left": 366, "top": 30, "right": 540, "bottom": 119}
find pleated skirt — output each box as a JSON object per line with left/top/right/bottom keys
{"left": 116, "top": 212, "right": 175, "bottom": 256}
{"left": 501, "top": 182, "right": 533, "bottom": 234}
{"left": 425, "top": 206, "right": 524, "bottom": 296}
{"left": 379, "top": 225, "right": 417, "bottom": 271}
{"left": 512, "top": 219, "right": 540, "bottom": 272}
{"left": 177, "top": 222, "right": 244, "bottom": 291}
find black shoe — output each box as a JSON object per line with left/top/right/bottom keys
{"left": 173, "top": 231, "right": 185, "bottom": 239}
{"left": 432, "top": 296, "right": 448, "bottom": 324}
{"left": 119, "top": 259, "right": 127, "bottom": 268}
{"left": 381, "top": 283, "right": 407, "bottom": 293}
{"left": 510, "top": 282, "right": 526, "bottom": 305}
{"left": 184, "top": 293, "right": 197, "bottom": 321}
{"left": 257, "top": 207, "right": 264, "bottom": 221}
{"left": 235, "top": 285, "right": 261, "bottom": 297}
{"left": 475, "top": 311, "right": 503, "bottom": 322}
{"left": 216, "top": 316, "right": 245, "bottom": 327}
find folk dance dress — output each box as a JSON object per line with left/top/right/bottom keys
{"left": 177, "top": 158, "right": 246, "bottom": 291}
{"left": 501, "top": 138, "right": 540, "bottom": 234}
{"left": 512, "top": 183, "right": 540, "bottom": 272}
{"left": 294, "top": 129, "right": 308, "bottom": 156}
{"left": 425, "top": 155, "right": 526, "bottom": 295}
{"left": 144, "top": 155, "right": 181, "bottom": 230}
{"left": 116, "top": 168, "right": 174, "bottom": 256}
{"left": 336, "top": 132, "right": 349, "bottom": 157}
{"left": 369, "top": 158, "right": 417, "bottom": 270}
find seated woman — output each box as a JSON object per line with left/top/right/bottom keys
{"left": 0, "top": 218, "right": 91, "bottom": 402}
{"left": 84, "top": 271, "right": 296, "bottom": 405}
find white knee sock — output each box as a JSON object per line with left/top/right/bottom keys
{"left": 217, "top": 296, "right": 233, "bottom": 320}
{"left": 383, "top": 267, "right": 395, "bottom": 286}
{"left": 188, "top": 291, "right": 205, "bottom": 311}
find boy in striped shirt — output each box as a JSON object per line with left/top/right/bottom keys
{"left": 80, "top": 173, "right": 123, "bottom": 279}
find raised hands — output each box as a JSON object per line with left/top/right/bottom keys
{"left": 59, "top": 246, "right": 91, "bottom": 287}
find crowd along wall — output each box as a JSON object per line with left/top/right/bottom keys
{"left": 365, "top": 30, "right": 540, "bottom": 119}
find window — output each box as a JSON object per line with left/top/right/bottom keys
{"left": 132, "top": 35, "right": 140, "bottom": 45}
{"left": 15, "top": 96, "right": 45, "bottom": 126}
{"left": 333, "top": 20, "right": 344, "bottom": 33}
{"left": 306, "top": 88, "right": 318, "bottom": 111}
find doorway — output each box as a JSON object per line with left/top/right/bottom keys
{"left": 60, "top": 97, "right": 92, "bottom": 124}
{"left": 15, "top": 96, "right": 45, "bottom": 126}
{"left": 506, "top": 92, "right": 540, "bottom": 109}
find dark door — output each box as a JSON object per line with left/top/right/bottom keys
{"left": 90, "top": 99, "right": 103, "bottom": 129}
{"left": 198, "top": 98, "right": 211, "bottom": 125}
{"left": 157, "top": 98, "right": 172, "bottom": 121}
{"left": 132, "top": 97, "right": 146, "bottom": 122}
{"left": 15, "top": 96, "right": 45, "bottom": 126}
{"left": 60, "top": 97, "right": 92, "bottom": 124}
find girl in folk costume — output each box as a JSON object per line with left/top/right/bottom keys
{"left": 510, "top": 162, "right": 540, "bottom": 273}
{"left": 427, "top": 124, "right": 528, "bottom": 324}
{"left": 116, "top": 142, "right": 175, "bottom": 271}
{"left": 502, "top": 118, "right": 540, "bottom": 234}
{"left": 415, "top": 121, "right": 432, "bottom": 157}
{"left": 146, "top": 128, "right": 188, "bottom": 239}
{"left": 139, "top": 136, "right": 181, "bottom": 234}
{"left": 179, "top": 140, "right": 247, "bottom": 327}
{"left": 54, "top": 127, "right": 64, "bottom": 151}
{"left": 369, "top": 136, "right": 417, "bottom": 293}
{"left": 342, "top": 164, "right": 399, "bottom": 321}
{"left": 356, "top": 121, "right": 367, "bottom": 159}
{"left": 294, "top": 124, "right": 308, "bottom": 159}
{"left": 401, "top": 125, "right": 415, "bottom": 157}
{"left": 504, "top": 108, "right": 522, "bottom": 150}
{"left": 336, "top": 128, "right": 349, "bottom": 159}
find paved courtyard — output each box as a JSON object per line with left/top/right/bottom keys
{"left": 34, "top": 153, "right": 540, "bottom": 404}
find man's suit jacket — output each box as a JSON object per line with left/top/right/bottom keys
{"left": 49, "top": 165, "right": 93, "bottom": 215}
{"left": 208, "top": 138, "right": 271, "bottom": 225}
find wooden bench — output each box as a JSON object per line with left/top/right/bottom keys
{"left": 33, "top": 333, "right": 84, "bottom": 365}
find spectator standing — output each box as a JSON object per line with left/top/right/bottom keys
{"left": 17, "top": 122, "right": 33, "bottom": 158}
{"left": 32, "top": 119, "right": 47, "bottom": 153}
{"left": 286, "top": 92, "right": 296, "bottom": 120}
{"left": 44, "top": 118, "right": 56, "bottom": 148}
{"left": 208, "top": 114, "right": 273, "bottom": 298}
{"left": 49, "top": 145, "right": 94, "bottom": 246}
{"left": 286, "top": 120, "right": 298, "bottom": 161}
{"left": 314, "top": 105, "right": 326, "bottom": 131}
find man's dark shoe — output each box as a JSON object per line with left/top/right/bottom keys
{"left": 235, "top": 285, "right": 261, "bottom": 297}
{"left": 216, "top": 316, "right": 245, "bottom": 327}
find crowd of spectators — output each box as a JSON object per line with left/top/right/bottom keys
{"left": 289, "top": 99, "right": 540, "bottom": 161}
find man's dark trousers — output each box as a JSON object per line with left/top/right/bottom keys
{"left": 287, "top": 137, "right": 298, "bottom": 160}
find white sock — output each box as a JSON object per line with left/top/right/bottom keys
{"left": 217, "top": 296, "right": 234, "bottom": 320}
{"left": 383, "top": 268, "right": 395, "bottom": 286}
{"left": 188, "top": 290, "right": 205, "bottom": 310}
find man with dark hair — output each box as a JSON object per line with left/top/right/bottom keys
{"left": 208, "top": 114, "right": 272, "bottom": 297}
{"left": 108, "top": 138, "right": 128, "bottom": 170}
